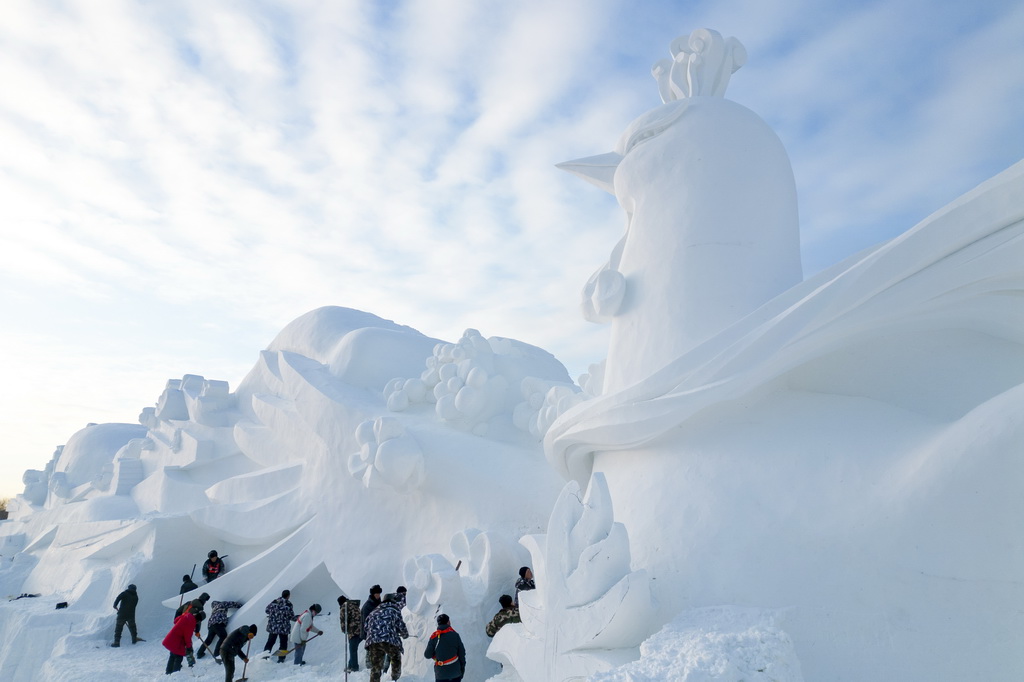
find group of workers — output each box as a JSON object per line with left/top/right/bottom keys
{"left": 110, "top": 548, "right": 539, "bottom": 682}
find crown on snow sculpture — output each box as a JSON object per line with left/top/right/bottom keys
{"left": 652, "top": 28, "right": 747, "bottom": 101}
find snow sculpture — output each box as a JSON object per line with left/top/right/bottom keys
{"left": 548, "top": 29, "right": 1024, "bottom": 682}
{"left": 558, "top": 28, "right": 801, "bottom": 394}
{"left": 488, "top": 472, "right": 655, "bottom": 681}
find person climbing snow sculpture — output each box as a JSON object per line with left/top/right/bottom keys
{"left": 202, "top": 550, "right": 226, "bottom": 583}
{"left": 198, "top": 598, "right": 242, "bottom": 661}
{"left": 513, "top": 567, "right": 535, "bottom": 606}
{"left": 485, "top": 594, "right": 521, "bottom": 637}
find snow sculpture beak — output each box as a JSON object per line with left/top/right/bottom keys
{"left": 556, "top": 151, "right": 623, "bottom": 195}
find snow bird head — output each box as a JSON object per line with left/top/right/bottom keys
{"left": 556, "top": 28, "right": 746, "bottom": 194}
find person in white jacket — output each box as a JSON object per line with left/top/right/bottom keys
{"left": 290, "top": 603, "right": 323, "bottom": 666}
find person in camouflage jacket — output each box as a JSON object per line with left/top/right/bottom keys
{"left": 263, "top": 590, "right": 295, "bottom": 662}
{"left": 197, "top": 599, "right": 242, "bottom": 660}
{"left": 485, "top": 595, "right": 521, "bottom": 638}
{"left": 364, "top": 594, "right": 409, "bottom": 682}
{"left": 338, "top": 595, "right": 363, "bottom": 672}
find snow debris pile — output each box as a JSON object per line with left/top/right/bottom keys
{"left": 588, "top": 606, "right": 803, "bottom": 682}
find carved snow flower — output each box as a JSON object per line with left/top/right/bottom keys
{"left": 347, "top": 417, "right": 425, "bottom": 492}
{"left": 402, "top": 553, "right": 463, "bottom": 616}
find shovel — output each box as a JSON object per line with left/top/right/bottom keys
{"left": 235, "top": 638, "right": 252, "bottom": 682}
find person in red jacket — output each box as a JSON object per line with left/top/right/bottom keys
{"left": 162, "top": 603, "right": 197, "bottom": 675}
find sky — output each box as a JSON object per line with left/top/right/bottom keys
{"left": 1, "top": 0, "right": 1022, "bottom": 500}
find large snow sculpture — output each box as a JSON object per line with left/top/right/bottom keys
{"left": 549, "top": 28, "right": 1024, "bottom": 682}
{"left": 558, "top": 28, "right": 801, "bottom": 395}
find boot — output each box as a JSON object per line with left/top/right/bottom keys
{"left": 111, "top": 642, "right": 120, "bottom": 648}
{"left": 133, "top": 637, "right": 145, "bottom": 643}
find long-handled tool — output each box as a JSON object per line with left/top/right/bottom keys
{"left": 191, "top": 632, "right": 214, "bottom": 660}
{"left": 276, "top": 631, "right": 322, "bottom": 657}
{"left": 344, "top": 606, "right": 349, "bottom": 682}
{"left": 235, "top": 638, "right": 252, "bottom": 682}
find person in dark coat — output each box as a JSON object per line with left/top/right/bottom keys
{"left": 361, "top": 585, "right": 383, "bottom": 632}
{"left": 202, "top": 550, "right": 226, "bottom": 583}
{"left": 197, "top": 598, "right": 242, "bottom": 660}
{"left": 425, "top": 613, "right": 466, "bottom": 681}
{"left": 338, "top": 595, "right": 363, "bottom": 672}
{"left": 364, "top": 593, "right": 408, "bottom": 682}
{"left": 220, "top": 624, "right": 257, "bottom": 682}
{"left": 162, "top": 604, "right": 197, "bottom": 674}
{"left": 179, "top": 574, "right": 198, "bottom": 595}
{"left": 263, "top": 589, "right": 295, "bottom": 662}
{"left": 514, "top": 567, "right": 535, "bottom": 606}
{"left": 111, "top": 584, "right": 143, "bottom": 647}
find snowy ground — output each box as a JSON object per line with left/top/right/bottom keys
{"left": 3, "top": 593, "right": 437, "bottom": 682}
{"left": 2, "top": 589, "right": 805, "bottom": 682}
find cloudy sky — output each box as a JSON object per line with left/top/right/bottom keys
{"left": 1, "top": 0, "right": 1022, "bottom": 499}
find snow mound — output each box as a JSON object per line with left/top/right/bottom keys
{"left": 589, "top": 606, "right": 803, "bottom": 682}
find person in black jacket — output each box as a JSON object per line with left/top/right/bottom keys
{"left": 424, "top": 614, "right": 466, "bottom": 681}
{"left": 111, "top": 584, "right": 143, "bottom": 647}
{"left": 514, "top": 566, "right": 535, "bottom": 606}
{"left": 361, "top": 585, "right": 382, "bottom": 631}
{"left": 202, "top": 550, "right": 226, "bottom": 583}
{"left": 220, "top": 624, "right": 257, "bottom": 682}
{"left": 179, "top": 574, "right": 198, "bottom": 595}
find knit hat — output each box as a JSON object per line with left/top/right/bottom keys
{"left": 519, "top": 566, "right": 530, "bottom": 578}
{"left": 311, "top": 603, "right": 322, "bottom": 614}
{"left": 248, "top": 624, "right": 258, "bottom": 636}
{"left": 182, "top": 574, "right": 191, "bottom": 582}
{"left": 127, "top": 584, "right": 137, "bottom": 591}
{"left": 436, "top": 613, "right": 450, "bottom": 626}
